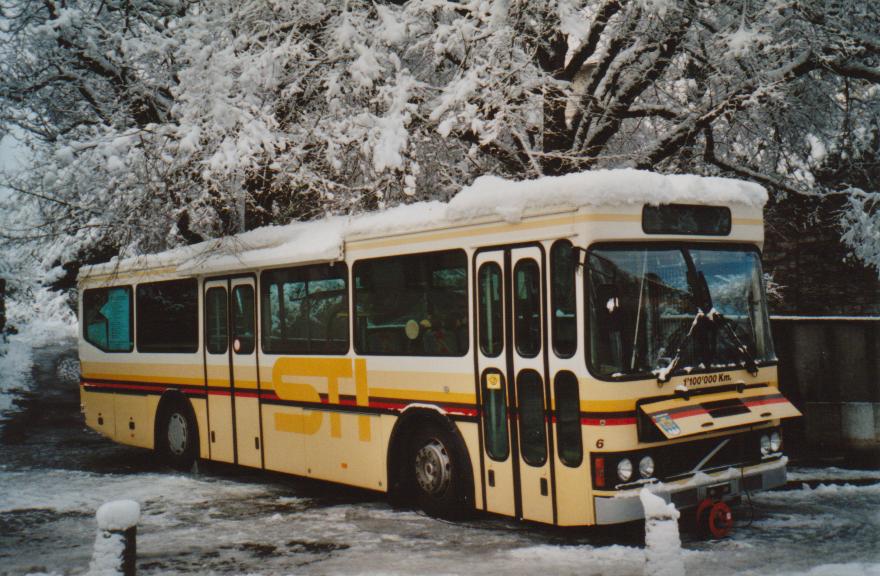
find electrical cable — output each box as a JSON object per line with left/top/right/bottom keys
{"left": 739, "top": 465, "right": 755, "bottom": 528}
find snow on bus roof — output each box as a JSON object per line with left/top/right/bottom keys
{"left": 448, "top": 169, "right": 767, "bottom": 221}
{"left": 80, "top": 169, "right": 766, "bottom": 279}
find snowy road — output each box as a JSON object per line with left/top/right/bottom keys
{"left": 1, "top": 347, "right": 879, "bottom": 576}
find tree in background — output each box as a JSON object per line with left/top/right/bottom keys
{"left": 0, "top": 0, "right": 878, "bottom": 284}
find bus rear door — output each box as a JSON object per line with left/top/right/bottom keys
{"left": 203, "top": 277, "right": 263, "bottom": 468}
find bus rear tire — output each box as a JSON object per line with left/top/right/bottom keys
{"left": 409, "top": 424, "right": 470, "bottom": 519}
{"left": 157, "top": 400, "right": 198, "bottom": 471}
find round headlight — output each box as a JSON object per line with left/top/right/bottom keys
{"left": 639, "top": 456, "right": 655, "bottom": 479}
{"left": 769, "top": 430, "right": 782, "bottom": 453}
{"left": 760, "top": 434, "right": 771, "bottom": 456}
{"left": 617, "top": 458, "right": 633, "bottom": 482}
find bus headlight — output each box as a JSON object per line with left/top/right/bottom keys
{"left": 639, "top": 456, "right": 655, "bottom": 479}
{"left": 769, "top": 430, "right": 782, "bottom": 453}
{"left": 617, "top": 458, "right": 633, "bottom": 482}
{"left": 760, "top": 434, "right": 771, "bottom": 456}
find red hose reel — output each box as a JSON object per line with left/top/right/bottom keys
{"left": 696, "top": 498, "right": 734, "bottom": 538}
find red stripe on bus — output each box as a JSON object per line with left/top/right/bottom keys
{"left": 670, "top": 407, "right": 708, "bottom": 420}
{"left": 661, "top": 394, "right": 788, "bottom": 421}
{"left": 83, "top": 380, "right": 208, "bottom": 398}
{"left": 84, "top": 379, "right": 478, "bottom": 418}
{"left": 743, "top": 396, "right": 788, "bottom": 408}
{"left": 580, "top": 417, "right": 637, "bottom": 426}
{"left": 84, "top": 381, "right": 162, "bottom": 393}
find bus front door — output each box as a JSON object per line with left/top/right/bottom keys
{"left": 202, "top": 277, "right": 263, "bottom": 468}
{"left": 475, "top": 246, "right": 554, "bottom": 524}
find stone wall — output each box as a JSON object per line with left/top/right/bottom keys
{"left": 773, "top": 317, "right": 880, "bottom": 463}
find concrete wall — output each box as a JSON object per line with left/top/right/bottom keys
{"left": 773, "top": 317, "right": 880, "bottom": 464}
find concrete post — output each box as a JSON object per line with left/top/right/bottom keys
{"left": 641, "top": 488, "right": 685, "bottom": 576}
{"left": 89, "top": 500, "right": 140, "bottom": 576}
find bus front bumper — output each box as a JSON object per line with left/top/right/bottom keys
{"left": 593, "top": 456, "right": 787, "bottom": 525}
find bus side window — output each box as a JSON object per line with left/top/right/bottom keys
{"left": 83, "top": 286, "right": 133, "bottom": 352}
{"left": 260, "top": 263, "right": 349, "bottom": 355}
{"left": 478, "top": 262, "right": 503, "bottom": 357}
{"left": 554, "top": 371, "right": 583, "bottom": 467}
{"left": 551, "top": 240, "right": 577, "bottom": 358}
{"left": 232, "top": 285, "right": 255, "bottom": 354}
{"left": 513, "top": 259, "right": 541, "bottom": 358}
{"left": 482, "top": 371, "right": 509, "bottom": 461}
{"left": 205, "top": 287, "right": 228, "bottom": 354}
{"left": 518, "top": 370, "right": 547, "bottom": 467}
{"left": 354, "top": 250, "right": 468, "bottom": 357}
{"left": 136, "top": 278, "right": 199, "bottom": 353}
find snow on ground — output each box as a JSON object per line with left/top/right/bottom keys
{"left": 787, "top": 466, "right": 880, "bottom": 482}
{"left": 1, "top": 462, "right": 879, "bottom": 576}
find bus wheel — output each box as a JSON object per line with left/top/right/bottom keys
{"left": 158, "top": 401, "right": 198, "bottom": 471}
{"left": 409, "top": 424, "right": 468, "bottom": 519}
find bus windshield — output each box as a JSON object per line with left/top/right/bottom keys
{"left": 588, "top": 245, "right": 775, "bottom": 379}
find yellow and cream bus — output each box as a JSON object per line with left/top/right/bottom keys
{"left": 78, "top": 169, "right": 800, "bottom": 529}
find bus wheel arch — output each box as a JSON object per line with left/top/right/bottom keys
{"left": 154, "top": 391, "right": 199, "bottom": 471}
{"left": 386, "top": 407, "right": 474, "bottom": 519}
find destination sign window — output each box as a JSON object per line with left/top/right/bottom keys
{"left": 642, "top": 204, "right": 731, "bottom": 236}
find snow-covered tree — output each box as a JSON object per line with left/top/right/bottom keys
{"left": 1, "top": 0, "right": 878, "bottom": 277}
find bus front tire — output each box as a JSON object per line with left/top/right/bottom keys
{"left": 409, "top": 424, "right": 469, "bottom": 519}
{"left": 157, "top": 401, "right": 198, "bottom": 471}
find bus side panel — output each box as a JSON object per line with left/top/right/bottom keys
{"left": 234, "top": 396, "right": 262, "bottom": 469}
{"left": 379, "top": 413, "right": 396, "bottom": 493}
{"left": 207, "top": 393, "right": 235, "bottom": 463}
{"left": 304, "top": 411, "right": 384, "bottom": 490}
{"left": 189, "top": 397, "right": 210, "bottom": 459}
{"left": 206, "top": 362, "right": 235, "bottom": 464}
{"left": 455, "top": 420, "right": 484, "bottom": 511}
{"left": 583, "top": 416, "right": 639, "bottom": 525}
{"left": 233, "top": 367, "right": 262, "bottom": 469}
{"left": 81, "top": 386, "right": 116, "bottom": 440}
{"left": 113, "top": 393, "right": 153, "bottom": 449}
{"left": 261, "top": 403, "right": 307, "bottom": 477}
{"left": 552, "top": 428, "right": 591, "bottom": 526}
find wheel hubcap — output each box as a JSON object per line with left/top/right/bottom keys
{"left": 167, "top": 412, "right": 188, "bottom": 456}
{"left": 414, "top": 439, "right": 451, "bottom": 495}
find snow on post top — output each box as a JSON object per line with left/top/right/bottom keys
{"left": 447, "top": 169, "right": 767, "bottom": 223}
{"left": 96, "top": 500, "right": 140, "bottom": 531}
{"left": 639, "top": 487, "right": 680, "bottom": 521}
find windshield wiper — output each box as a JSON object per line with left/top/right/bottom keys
{"left": 654, "top": 308, "right": 711, "bottom": 385}
{"left": 707, "top": 309, "right": 759, "bottom": 377}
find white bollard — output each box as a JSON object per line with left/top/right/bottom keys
{"left": 640, "top": 488, "right": 686, "bottom": 576}
{"left": 88, "top": 500, "right": 141, "bottom": 576}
